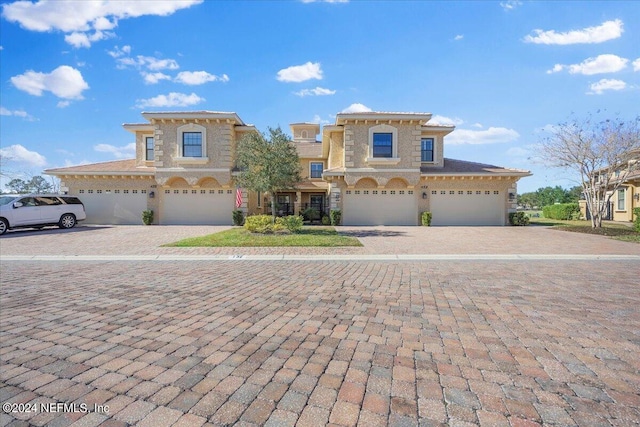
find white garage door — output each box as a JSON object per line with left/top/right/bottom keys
{"left": 430, "top": 189, "right": 504, "bottom": 226}
{"left": 342, "top": 189, "right": 418, "bottom": 226}
{"left": 77, "top": 190, "right": 147, "bottom": 224}
{"left": 161, "top": 188, "right": 234, "bottom": 225}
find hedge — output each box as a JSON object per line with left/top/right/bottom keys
{"left": 633, "top": 207, "right": 640, "bottom": 232}
{"left": 542, "top": 203, "right": 580, "bottom": 220}
{"left": 244, "top": 215, "right": 284, "bottom": 233}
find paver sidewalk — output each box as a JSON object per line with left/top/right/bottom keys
{"left": 1, "top": 259, "right": 639, "bottom": 426}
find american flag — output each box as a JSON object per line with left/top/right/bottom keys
{"left": 235, "top": 188, "right": 243, "bottom": 208}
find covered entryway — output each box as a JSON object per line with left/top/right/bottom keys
{"left": 342, "top": 189, "right": 418, "bottom": 226}
{"left": 77, "top": 190, "right": 148, "bottom": 224}
{"left": 429, "top": 189, "right": 505, "bottom": 225}
{"left": 161, "top": 188, "right": 234, "bottom": 225}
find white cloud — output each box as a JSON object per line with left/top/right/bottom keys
{"left": 547, "top": 54, "right": 628, "bottom": 75}
{"left": 446, "top": 127, "right": 520, "bottom": 145}
{"left": 633, "top": 58, "right": 640, "bottom": 72}
{"left": 142, "top": 72, "right": 171, "bottom": 85}
{"left": 113, "top": 53, "right": 179, "bottom": 72}
{"left": 135, "top": 92, "right": 205, "bottom": 108}
{"left": 524, "top": 19, "right": 623, "bottom": 45}
{"left": 107, "top": 45, "right": 131, "bottom": 58}
{"left": 10, "top": 65, "right": 89, "bottom": 100}
{"left": 312, "top": 114, "right": 331, "bottom": 125}
{"left": 277, "top": 62, "right": 323, "bottom": 83}
{"left": 65, "top": 30, "right": 114, "bottom": 48}
{"left": 500, "top": 1, "right": 522, "bottom": 11}
{"left": 138, "top": 56, "right": 179, "bottom": 71}
{"left": 94, "top": 143, "right": 136, "bottom": 159}
{"left": 0, "top": 107, "right": 35, "bottom": 121}
{"left": 587, "top": 78, "right": 626, "bottom": 95}
{"left": 1, "top": 0, "right": 203, "bottom": 48}
{"left": 294, "top": 87, "right": 336, "bottom": 97}
{"left": 454, "top": 34, "right": 464, "bottom": 41}
{"left": 175, "top": 71, "right": 229, "bottom": 85}
{"left": 341, "top": 103, "right": 372, "bottom": 113}
{"left": 429, "top": 115, "right": 464, "bottom": 126}
{"left": 0, "top": 144, "right": 47, "bottom": 167}
{"left": 472, "top": 123, "right": 483, "bottom": 128}
{"left": 56, "top": 100, "right": 71, "bottom": 108}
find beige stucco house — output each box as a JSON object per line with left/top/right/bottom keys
{"left": 578, "top": 154, "right": 640, "bottom": 222}
{"left": 45, "top": 110, "right": 531, "bottom": 226}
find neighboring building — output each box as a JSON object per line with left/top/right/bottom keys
{"left": 579, "top": 154, "right": 640, "bottom": 222}
{"left": 45, "top": 110, "right": 531, "bottom": 226}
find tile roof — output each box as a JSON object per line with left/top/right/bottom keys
{"left": 421, "top": 158, "right": 531, "bottom": 176}
{"left": 45, "top": 159, "right": 155, "bottom": 175}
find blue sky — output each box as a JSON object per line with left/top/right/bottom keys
{"left": 1, "top": 0, "right": 638, "bottom": 193}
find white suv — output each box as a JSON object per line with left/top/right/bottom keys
{"left": 0, "top": 194, "right": 87, "bottom": 235}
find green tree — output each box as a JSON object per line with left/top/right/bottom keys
{"left": 4, "top": 176, "right": 53, "bottom": 194}
{"left": 235, "top": 127, "right": 302, "bottom": 223}
{"left": 538, "top": 113, "right": 640, "bottom": 227}
{"left": 5, "top": 178, "right": 29, "bottom": 193}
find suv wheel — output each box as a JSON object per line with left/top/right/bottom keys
{"left": 59, "top": 213, "right": 76, "bottom": 229}
{"left": 0, "top": 218, "right": 8, "bottom": 235}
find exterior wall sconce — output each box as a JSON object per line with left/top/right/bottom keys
{"left": 334, "top": 193, "right": 340, "bottom": 201}
{"left": 634, "top": 193, "right": 640, "bottom": 201}
{"left": 508, "top": 192, "right": 516, "bottom": 200}
{"left": 422, "top": 192, "right": 428, "bottom": 199}
{"left": 149, "top": 191, "right": 155, "bottom": 199}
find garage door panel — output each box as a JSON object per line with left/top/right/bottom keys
{"left": 78, "top": 192, "right": 147, "bottom": 225}
{"left": 162, "top": 189, "right": 233, "bottom": 225}
{"left": 430, "top": 190, "right": 504, "bottom": 226}
{"left": 343, "top": 190, "right": 418, "bottom": 226}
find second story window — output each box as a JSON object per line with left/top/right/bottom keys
{"left": 373, "top": 133, "right": 393, "bottom": 158}
{"left": 183, "top": 132, "right": 203, "bottom": 157}
{"left": 310, "top": 162, "right": 323, "bottom": 179}
{"left": 421, "top": 138, "right": 434, "bottom": 162}
{"left": 145, "top": 136, "right": 154, "bottom": 161}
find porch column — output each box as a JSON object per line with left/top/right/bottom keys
{"left": 294, "top": 191, "right": 301, "bottom": 215}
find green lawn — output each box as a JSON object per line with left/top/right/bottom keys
{"left": 529, "top": 216, "right": 640, "bottom": 243}
{"left": 164, "top": 226, "right": 363, "bottom": 247}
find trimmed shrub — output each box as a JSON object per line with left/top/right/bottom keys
{"left": 542, "top": 203, "right": 580, "bottom": 220}
{"left": 244, "top": 215, "right": 283, "bottom": 233}
{"left": 321, "top": 215, "right": 331, "bottom": 225}
{"left": 142, "top": 209, "right": 153, "bottom": 225}
{"left": 633, "top": 207, "right": 640, "bottom": 232}
{"left": 232, "top": 210, "right": 244, "bottom": 226}
{"left": 276, "top": 215, "right": 303, "bottom": 233}
{"left": 421, "top": 211, "right": 432, "bottom": 226}
{"left": 330, "top": 209, "right": 342, "bottom": 226}
{"left": 301, "top": 207, "right": 320, "bottom": 222}
{"left": 508, "top": 211, "right": 530, "bottom": 226}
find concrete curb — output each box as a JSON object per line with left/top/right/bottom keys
{"left": 2, "top": 254, "right": 639, "bottom": 262}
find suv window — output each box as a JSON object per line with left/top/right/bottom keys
{"left": 0, "top": 196, "right": 19, "bottom": 206}
{"left": 36, "top": 197, "right": 63, "bottom": 206}
{"left": 19, "top": 197, "right": 38, "bottom": 207}
{"left": 60, "top": 196, "right": 83, "bottom": 205}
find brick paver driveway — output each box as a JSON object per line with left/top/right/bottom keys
{"left": 1, "top": 226, "right": 639, "bottom": 426}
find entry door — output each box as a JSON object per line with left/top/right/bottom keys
{"left": 277, "top": 195, "right": 292, "bottom": 215}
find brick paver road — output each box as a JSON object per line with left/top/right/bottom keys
{"left": 1, "top": 257, "right": 639, "bottom": 426}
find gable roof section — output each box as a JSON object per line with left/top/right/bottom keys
{"left": 421, "top": 158, "right": 531, "bottom": 177}
{"left": 44, "top": 159, "right": 154, "bottom": 176}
